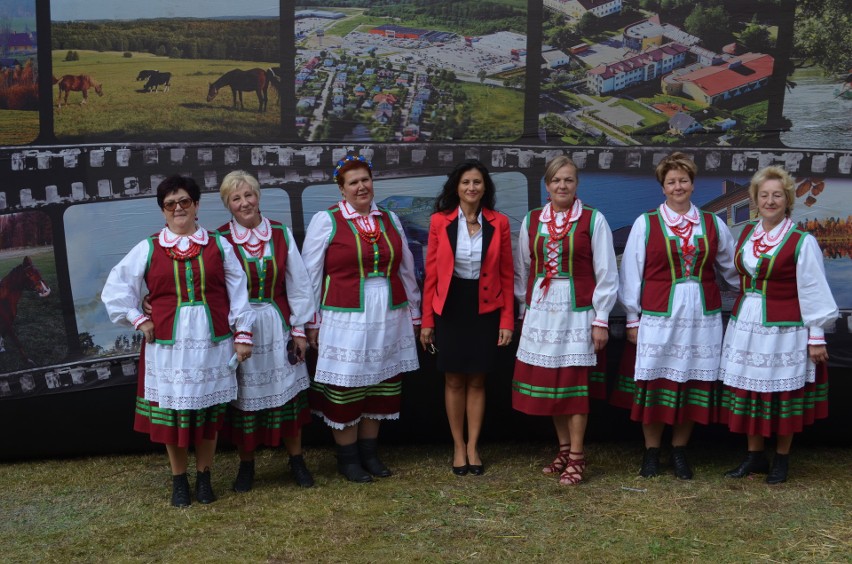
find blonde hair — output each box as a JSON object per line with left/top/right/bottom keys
{"left": 544, "top": 155, "right": 578, "bottom": 185}
{"left": 219, "top": 170, "right": 260, "bottom": 208}
{"left": 655, "top": 152, "right": 697, "bottom": 185}
{"left": 748, "top": 166, "right": 795, "bottom": 217}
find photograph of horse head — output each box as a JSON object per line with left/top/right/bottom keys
{"left": 0, "top": 212, "right": 66, "bottom": 373}
{"left": 50, "top": 0, "right": 281, "bottom": 142}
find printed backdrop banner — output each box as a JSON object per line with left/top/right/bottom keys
{"left": 0, "top": 0, "right": 850, "bottom": 400}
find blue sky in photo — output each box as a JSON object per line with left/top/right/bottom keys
{"left": 51, "top": 0, "right": 278, "bottom": 21}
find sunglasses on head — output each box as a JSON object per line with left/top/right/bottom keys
{"left": 163, "top": 197, "right": 194, "bottom": 211}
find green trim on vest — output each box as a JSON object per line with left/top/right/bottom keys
{"left": 321, "top": 207, "right": 409, "bottom": 312}
{"left": 526, "top": 206, "right": 595, "bottom": 312}
{"left": 155, "top": 233, "right": 232, "bottom": 345}
{"left": 731, "top": 223, "right": 806, "bottom": 327}
{"left": 641, "top": 210, "right": 719, "bottom": 317}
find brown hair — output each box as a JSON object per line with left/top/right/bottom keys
{"left": 543, "top": 155, "right": 578, "bottom": 185}
{"left": 654, "top": 152, "right": 697, "bottom": 185}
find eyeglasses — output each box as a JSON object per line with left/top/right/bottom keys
{"left": 427, "top": 343, "right": 438, "bottom": 355}
{"left": 163, "top": 198, "right": 194, "bottom": 211}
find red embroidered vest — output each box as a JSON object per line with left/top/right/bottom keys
{"left": 217, "top": 220, "right": 292, "bottom": 330}
{"left": 145, "top": 232, "right": 232, "bottom": 344}
{"left": 640, "top": 210, "right": 721, "bottom": 316}
{"left": 321, "top": 206, "right": 408, "bottom": 311}
{"left": 731, "top": 222, "right": 805, "bottom": 325}
{"left": 524, "top": 206, "right": 596, "bottom": 310}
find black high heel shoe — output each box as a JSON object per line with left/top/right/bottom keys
{"left": 468, "top": 463, "right": 485, "bottom": 476}
{"left": 452, "top": 463, "right": 469, "bottom": 476}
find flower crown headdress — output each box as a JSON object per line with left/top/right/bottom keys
{"left": 333, "top": 154, "right": 372, "bottom": 182}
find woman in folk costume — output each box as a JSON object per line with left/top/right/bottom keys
{"left": 513, "top": 155, "right": 618, "bottom": 485}
{"left": 419, "top": 159, "right": 515, "bottom": 477}
{"left": 102, "top": 175, "right": 255, "bottom": 507}
{"left": 302, "top": 154, "right": 421, "bottom": 483}
{"left": 615, "top": 152, "right": 738, "bottom": 480}
{"left": 719, "top": 166, "right": 838, "bottom": 484}
{"left": 216, "top": 171, "right": 316, "bottom": 491}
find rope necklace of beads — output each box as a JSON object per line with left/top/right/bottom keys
{"left": 539, "top": 209, "right": 576, "bottom": 300}
{"left": 752, "top": 217, "right": 791, "bottom": 258}
{"left": 165, "top": 241, "right": 202, "bottom": 261}
{"left": 161, "top": 229, "right": 203, "bottom": 260}
{"left": 662, "top": 206, "right": 696, "bottom": 263}
{"left": 353, "top": 215, "right": 381, "bottom": 244}
{"left": 242, "top": 239, "right": 265, "bottom": 258}
{"left": 546, "top": 212, "right": 573, "bottom": 241}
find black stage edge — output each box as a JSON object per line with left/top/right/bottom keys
{"left": 2, "top": 341, "right": 850, "bottom": 462}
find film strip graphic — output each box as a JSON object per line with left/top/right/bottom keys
{"left": 1, "top": 144, "right": 851, "bottom": 211}
{"left": 1, "top": 143, "right": 851, "bottom": 399}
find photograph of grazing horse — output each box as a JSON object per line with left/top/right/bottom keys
{"left": 56, "top": 74, "right": 103, "bottom": 109}
{"left": 266, "top": 66, "right": 282, "bottom": 105}
{"left": 206, "top": 68, "right": 275, "bottom": 112}
{"left": 0, "top": 256, "right": 51, "bottom": 366}
{"left": 143, "top": 71, "right": 171, "bottom": 93}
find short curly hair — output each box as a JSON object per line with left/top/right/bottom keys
{"left": 748, "top": 166, "right": 796, "bottom": 217}
{"left": 654, "top": 152, "right": 697, "bottom": 185}
{"left": 219, "top": 170, "right": 261, "bottom": 208}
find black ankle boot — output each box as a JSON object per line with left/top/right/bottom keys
{"left": 336, "top": 443, "right": 372, "bottom": 483}
{"left": 725, "top": 451, "right": 770, "bottom": 478}
{"left": 766, "top": 453, "right": 789, "bottom": 484}
{"left": 671, "top": 446, "right": 693, "bottom": 480}
{"left": 171, "top": 473, "right": 191, "bottom": 508}
{"left": 195, "top": 469, "right": 217, "bottom": 504}
{"left": 232, "top": 460, "right": 255, "bottom": 493}
{"left": 289, "top": 454, "right": 314, "bottom": 488}
{"left": 358, "top": 438, "right": 392, "bottom": 477}
{"left": 639, "top": 447, "right": 661, "bottom": 478}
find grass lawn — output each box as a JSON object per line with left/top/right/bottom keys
{"left": 2, "top": 441, "right": 850, "bottom": 562}
{"left": 0, "top": 109, "right": 39, "bottom": 145}
{"left": 458, "top": 83, "right": 524, "bottom": 142}
{"left": 52, "top": 50, "right": 281, "bottom": 142}
{"left": 326, "top": 13, "right": 389, "bottom": 37}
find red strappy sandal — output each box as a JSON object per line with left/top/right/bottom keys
{"left": 558, "top": 452, "right": 586, "bottom": 485}
{"left": 543, "top": 443, "right": 572, "bottom": 474}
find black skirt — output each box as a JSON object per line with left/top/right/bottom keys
{"left": 434, "top": 277, "right": 500, "bottom": 374}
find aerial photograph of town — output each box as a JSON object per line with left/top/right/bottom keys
{"left": 538, "top": 0, "right": 782, "bottom": 147}
{"left": 294, "top": 1, "right": 527, "bottom": 143}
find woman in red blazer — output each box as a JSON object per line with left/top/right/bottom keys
{"left": 420, "top": 160, "right": 514, "bottom": 476}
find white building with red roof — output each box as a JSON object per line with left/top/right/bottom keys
{"left": 586, "top": 42, "right": 688, "bottom": 95}
{"left": 662, "top": 53, "right": 774, "bottom": 106}
{"left": 544, "top": 0, "right": 622, "bottom": 19}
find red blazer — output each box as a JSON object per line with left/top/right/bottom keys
{"left": 422, "top": 207, "right": 515, "bottom": 330}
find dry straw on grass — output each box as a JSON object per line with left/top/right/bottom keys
{"left": 2, "top": 441, "right": 850, "bottom": 562}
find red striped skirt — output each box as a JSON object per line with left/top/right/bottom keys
{"left": 309, "top": 374, "right": 403, "bottom": 429}
{"left": 224, "top": 391, "right": 311, "bottom": 451}
{"left": 133, "top": 397, "right": 227, "bottom": 447}
{"left": 512, "top": 353, "right": 606, "bottom": 416}
{"left": 609, "top": 341, "right": 637, "bottom": 410}
{"left": 609, "top": 342, "right": 717, "bottom": 425}
{"left": 132, "top": 346, "right": 228, "bottom": 447}
{"left": 718, "top": 363, "right": 829, "bottom": 437}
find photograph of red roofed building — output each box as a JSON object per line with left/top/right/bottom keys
{"left": 538, "top": 0, "right": 783, "bottom": 147}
